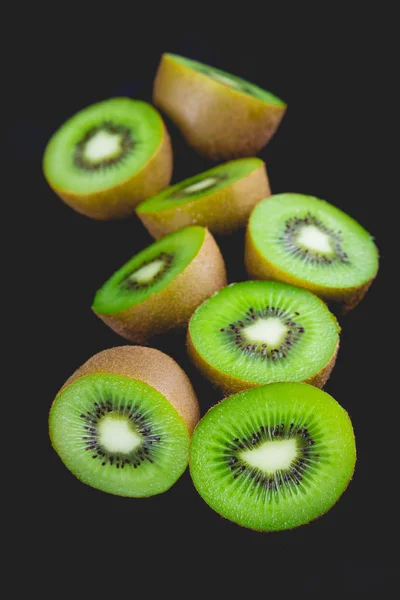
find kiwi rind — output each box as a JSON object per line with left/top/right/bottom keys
{"left": 93, "top": 228, "right": 227, "bottom": 343}
{"left": 56, "top": 346, "right": 200, "bottom": 434}
{"left": 245, "top": 195, "right": 379, "bottom": 313}
{"left": 44, "top": 99, "right": 173, "bottom": 220}
{"left": 153, "top": 54, "right": 286, "bottom": 160}
{"left": 136, "top": 158, "right": 271, "bottom": 239}
{"left": 189, "top": 383, "right": 356, "bottom": 531}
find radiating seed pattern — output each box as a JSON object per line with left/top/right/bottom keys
{"left": 279, "top": 212, "right": 350, "bottom": 265}
{"left": 220, "top": 306, "right": 305, "bottom": 360}
{"left": 73, "top": 121, "right": 135, "bottom": 171}
{"left": 119, "top": 252, "right": 174, "bottom": 291}
{"left": 80, "top": 400, "right": 161, "bottom": 469}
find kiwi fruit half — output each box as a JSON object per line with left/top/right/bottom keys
{"left": 136, "top": 158, "right": 270, "bottom": 239}
{"left": 92, "top": 226, "right": 227, "bottom": 343}
{"left": 245, "top": 194, "right": 379, "bottom": 312}
{"left": 43, "top": 98, "right": 172, "bottom": 220}
{"left": 189, "top": 383, "right": 356, "bottom": 531}
{"left": 187, "top": 281, "right": 339, "bottom": 395}
{"left": 153, "top": 54, "right": 286, "bottom": 160}
{"left": 49, "top": 346, "right": 200, "bottom": 497}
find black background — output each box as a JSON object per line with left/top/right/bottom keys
{"left": 10, "top": 8, "right": 394, "bottom": 593}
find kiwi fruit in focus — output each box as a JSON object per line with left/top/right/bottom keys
{"left": 187, "top": 281, "right": 339, "bottom": 395}
{"left": 153, "top": 54, "right": 286, "bottom": 160}
{"left": 49, "top": 346, "right": 200, "bottom": 497}
{"left": 189, "top": 382, "right": 356, "bottom": 531}
{"left": 245, "top": 194, "right": 379, "bottom": 312}
{"left": 43, "top": 98, "right": 173, "bottom": 220}
{"left": 136, "top": 158, "right": 270, "bottom": 239}
{"left": 92, "top": 226, "right": 227, "bottom": 343}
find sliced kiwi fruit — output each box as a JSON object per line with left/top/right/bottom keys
{"left": 49, "top": 346, "right": 200, "bottom": 497}
{"left": 187, "top": 281, "right": 339, "bottom": 395}
{"left": 136, "top": 158, "right": 270, "bottom": 239}
{"left": 245, "top": 194, "right": 379, "bottom": 313}
{"left": 153, "top": 54, "right": 286, "bottom": 160}
{"left": 92, "top": 226, "right": 227, "bottom": 343}
{"left": 189, "top": 383, "right": 356, "bottom": 531}
{"left": 43, "top": 98, "right": 172, "bottom": 220}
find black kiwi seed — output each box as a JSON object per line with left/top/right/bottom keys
{"left": 224, "top": 421, "right": 318, "bottom": 491}
{"left": 73, "top": 121, "right": 135, "bottom": 172}
{"left": 120, "top": 252, "right": 174, "bottom": 291}
{"left": 278, "top": 212, "right": 351, "bottom": 265}
{"left": 221, "top": 305, "right": 305, "bottom": 361}
{"left": 79, "top": 400, "right": 161, "bottom": 469}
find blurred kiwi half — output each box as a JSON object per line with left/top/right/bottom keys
{"left": 137, "top": 158, "right": 270, "bottom": 238}
{"left": 92, "top": 226, "right": 227, "bottom": 343}
{"left": 153, "top": 54, "right": 286, "bottom": 160}
{"left": 43, "top": 98, "right": 172, "bottom": 219}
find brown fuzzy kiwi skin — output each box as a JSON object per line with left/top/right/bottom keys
{"left": 136, "top": 160, "right": 271, "bottom": 239}
{"left": 189, "top": 392, "right": 356, "bottom": 532}
{"left": 245, "top": 226, "right": 377, "bottom": 314}
{"left": 153, "top": 54, "right": 286, "bottom": 160}
{"left": 48, "top": 125, "right": 173, "bottom": 220}
{"left": 93, "top": 228, "right": 227, "bottom": 344}
{"left": 56, "top": 346, "right": 200, "bottom": 435}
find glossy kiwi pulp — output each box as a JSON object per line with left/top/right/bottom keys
{"left": 188, "top": 281, "right": 339, "bottom": 394}
{"left": 93, "top": 226, "right": 206, "bottom": 315}
{"left": 189, "top": 383, "right": 356, "bottom": 531}
{"left": 49, "top": 346, "right": 200, "bottom": 497}
{"left": 246, "top": 194, "right": 379, "bottom": 311}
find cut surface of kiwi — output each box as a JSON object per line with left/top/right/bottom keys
{"left": 49, "top": 346, "right": 200, "bottom": 497}
{"left": 189, "top": 383, "right": 356, "bottom": 531}
{"left": 246, "top": 194, "right": 379, "bottom": 312}
{"left": 136, "top": 158, "right": 270, "bottom": 238}
{"left": 93, "top": 226, "right": 227, "bottom": 343}
{"left": 153, "top": 54, "right": 286, "bottom": 160}
{"left": 187, "top": 281, "right": 339, "bottom": 394}
{"left": 43, "top": 98, "right": 172, "bottom": 219}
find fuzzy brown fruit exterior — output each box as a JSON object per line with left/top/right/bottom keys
{"left": 153, "top": 54, "right": 286, "bottom": 160}
{"left": 49, "top": 125, "right": 173, "bottom": 220}
{"left": 187, "top": 333, "right": 339, "bottom": 396}
{"left": 94, "top": 229, "right": 227, "bottom": 344}
{"left": 245, "top": 227, "right": 376, "bottom": 314}
{"left": 136, "top": 160, "right": 271, "bottom": 239}
{"left": 58, "top": 346, "right": 200, "bottom": 434}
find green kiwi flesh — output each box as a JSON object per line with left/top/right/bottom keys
{"left": 92, "top": 226, "right": 205, "bottom": 315}
{"left": 188, "top": 281, "right": 339, "bottom": 388}
{"left": 189, "top": 383, "right": 356, "bottom": 531}
{"left": 49, "top": 373, "right": 190, "bottom": 497}
{"left": 247, "top": 194, "right": 379, "bottom": 292}
{"left": 43, "top": 98, "right": 165, "bottom": 195}
{"left": 137, "top": 158, "right": 263, "bottom": 213}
